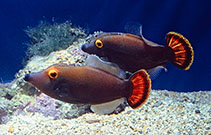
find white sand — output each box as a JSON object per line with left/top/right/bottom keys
{"left": 0, "top": 90, "right": 210, "bottom": 135}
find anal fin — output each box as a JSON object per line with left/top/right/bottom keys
{"left": 147, "top": 65, "right": 167, "bottom": 80}
{"left": 90, "top": 98, "right": 125, "bottom": 115}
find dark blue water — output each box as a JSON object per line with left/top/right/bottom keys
{"left": 0, "top": 0, "right": 210, "bottom": 91}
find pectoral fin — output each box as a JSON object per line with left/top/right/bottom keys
{"left": 86, "top": 55, "right": 126, "bottom": 79}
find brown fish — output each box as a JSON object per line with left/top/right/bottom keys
{"left": 24, "top": 57, "right": 151, "bottom": 112}
{"left": 81, "top": 27, "right": 194, "bottom": 74}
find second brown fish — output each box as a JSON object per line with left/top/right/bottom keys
{"left": 81, "top": 27, "right": 194, "bottom": 73}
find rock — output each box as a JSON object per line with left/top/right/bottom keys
{"left": 195, "top": 110, "right": 201, "bottom": 114}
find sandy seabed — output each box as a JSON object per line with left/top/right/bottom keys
{"left": 0, "top": 90, "right": 210, "bottom": 135}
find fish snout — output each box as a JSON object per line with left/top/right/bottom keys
{"left": 23, "top": 72, "right": 46, "bottom": 83}
{"left": 24, "top": 74, "right": 31, "bottom": 82}
{"left": 81, "top": 43, "right": 103, "bottom": 56}
{"left": 81, "top": 44, "right": 88, "bottom": 52}
{"left": 81, "top": 43, "right": 95, "bottom": 53}
{"left": 23, "top": 71, "right": 50, "bottom": 91}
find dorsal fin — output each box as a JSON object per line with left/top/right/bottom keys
{"left": 138, "top": 25, "right": 163, "bottom": 47}
{"left": 124, "top": 22, "right": 143, "bottom": 37}
{"left": 124, "top": 22, "right": 163, "bottom": 47}
{"left": 124, "top": 33, "right": 142, "bottom": 40}
{"left": 85, "top": 55, "right": 126, "bottom": 79}
{"left": 142, "top": 37, "right": 163, "bottom": 47}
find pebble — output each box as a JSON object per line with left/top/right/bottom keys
{"left": 86, "top": 119, "right": 100, "bottom": 124}
{"left": 195, "top": 109, "right": 201, "bottom": 114}
{"left": 8, "top": 125, "right": 14, "bottom": 133}
{"left": 0, "top": 90, "right": 210, "bottom": 135}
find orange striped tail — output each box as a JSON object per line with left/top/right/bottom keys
{"left": 127, "top": 70, "right": 151, "bottom": 109}
{"left": 166, "top": 32, "right": 194, "bottom": 70}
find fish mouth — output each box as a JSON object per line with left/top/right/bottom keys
{"left": 23, "top": 73, "right": 38, "bottom": 83}
{"left": 81, "top": 43, "right": 95, "bottom": 54}
{"left": 23, "top": 72, "right": 49, "bottom": 85}
{"left": 23, "top": 72, "right": 51, "bottom": 93}
{"left": 81, "top": 44, "right": 87, "bottom": 52}
{"left": 23, "top": 74, "right": 31, "bottom": 82}
{"left": 23, "top": 73, "right": 38, "bottom": 84}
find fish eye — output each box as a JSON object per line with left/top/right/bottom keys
{"left": 95, "top": 39, "right": 103, "bottom": 48}
{"left": 48, "top": 69, "right": 58, "bottom": 79}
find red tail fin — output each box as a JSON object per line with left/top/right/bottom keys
{"left": 166, "top": 32, "right": 194, "bottom": 70}
{"left": 127, "top": 70, "right": 151, "bottom": 109}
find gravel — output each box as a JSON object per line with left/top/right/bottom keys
{"left": 0, "top": 90, "right": 210, "bottom": 135}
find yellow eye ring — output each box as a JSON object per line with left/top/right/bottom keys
{"left": 95, "top": 39, "right": 103, "bottom": 48}
{"left": 48, "top": 69, "right": 58, "bottom": 79}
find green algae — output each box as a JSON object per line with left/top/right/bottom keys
{"left": 25, "top": 21, "right": 87, "bottom": 58}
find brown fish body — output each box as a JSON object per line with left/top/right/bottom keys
{"left": 54, "top": 65, "right": 132, "bottom": 104}
{"left": 82, "top": 31, "right": 194, "bottom": 72}
{"left": 25, "top": 65, "right": 131, "bottom": 104}
{"left": 101, "top": 34, "right": 173, "bottom": 71}
{"left": 24, "top": 63, "right": 151, "bottom": 109}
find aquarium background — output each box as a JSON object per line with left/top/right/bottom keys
{"left": 0, "top": 0, "right": 210, "bottom": 91}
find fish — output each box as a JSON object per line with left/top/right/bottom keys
{"left": 81, "top": 25, "right": 194, "bottom": 75}
{"left": 23, "top": 55, "right": 151, "bottom": 114}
